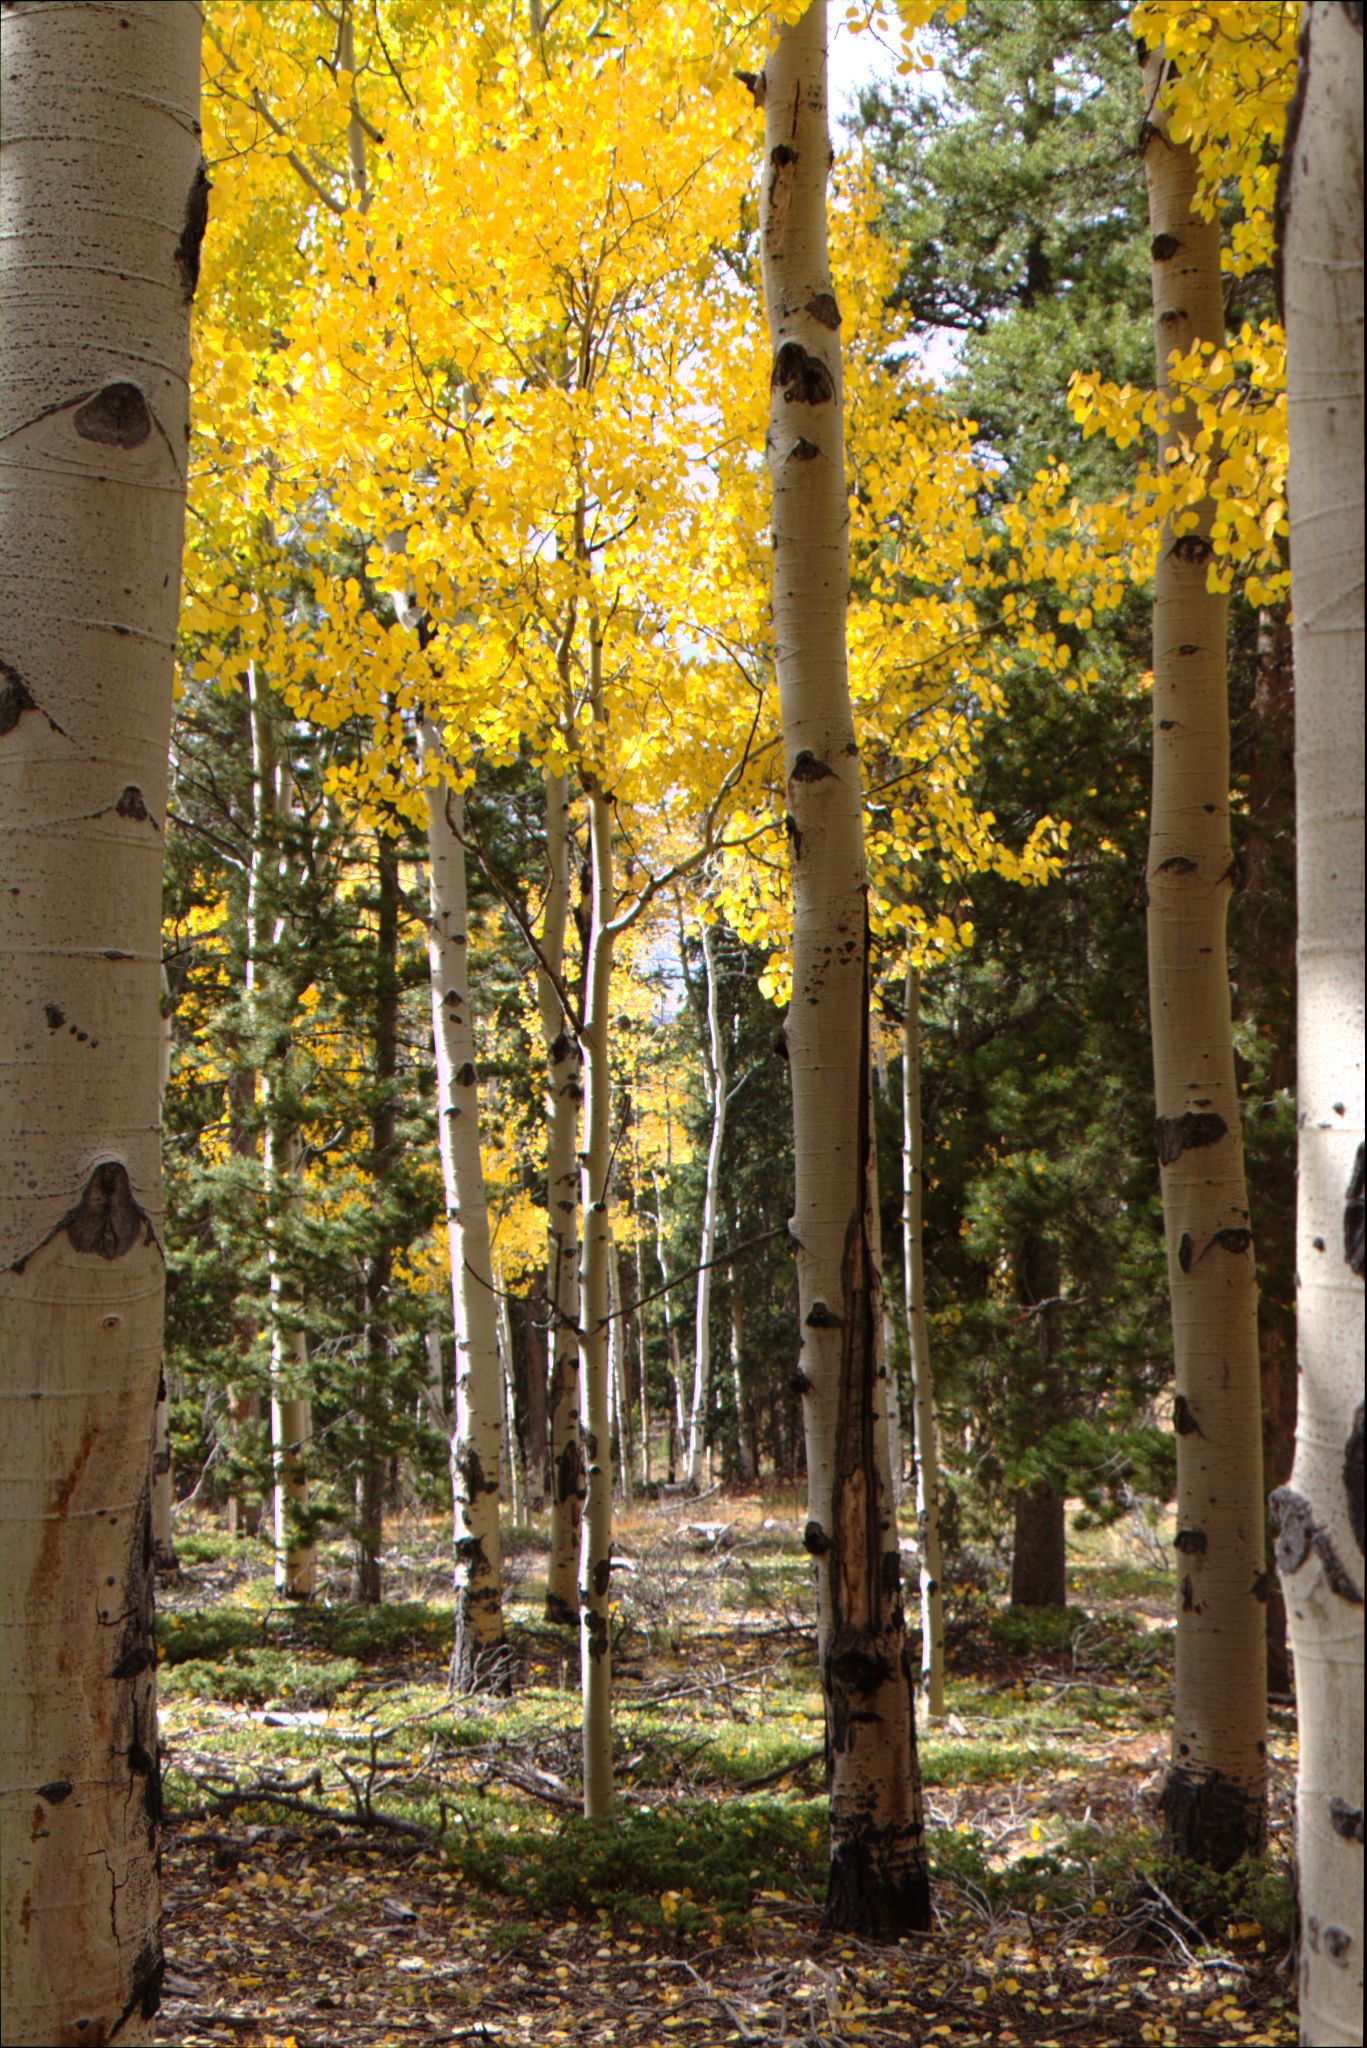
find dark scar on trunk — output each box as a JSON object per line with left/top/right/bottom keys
{"left": 10, "top": 1161, "right": 155, "bottom": 1273}
{"left": 1156, "top": 1111, "right": 1228, "bottom": 1164}
{"left": 75, "top": 382, "right": 151, "bottom": 448}
{"left": 1346, "top": 1403, "right": 1364, "bottom": 1554}
{"left": 772, "top": 341, "right": 835, "bottom": 406}
{"left": 176, "top": 162, "right": 211, "bottom": 303}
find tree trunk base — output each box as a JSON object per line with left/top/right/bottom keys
{"left": 826, "top": 1833, "right": 932, "bottom": 1939}
{"left": 1162, "top": 1763, "right": 1266, "bottom": 1871}
{"left": 1010, "top": 1483, "right": 1067, "bottom": 1608}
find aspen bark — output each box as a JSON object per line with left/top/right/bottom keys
{"left": 0, "top": 5, "right": 203, "bottom": 2035}
{"left": 609, "top": 1230, "right": 633, "bottom": 1502}
{"left": 1274, "top": 9, "right": 1364, "bottom": 2040}
{"left": 578, "top": 656, "right": 618, "bottom": 1814}
{"left": 421, "top": 727, "right": 506, "bottom": 1691}
{"left": 249, "top": 675, "right": 316, "bottom": 1602}
{"left": 541, "top": 771, "right": 586, "bottom": 1622}
{"left": 1141, "top": 42, "right": 1267, "bottom": 1868}
{"left": 901, "top": 967, "right": 945, "bottom": 1719}
{"left": 354, "top": 835, "right": 400, "bottom": 1606}
{"left": 757, "top": 0, "right": 929, "bottom": 1936}
{"left": 687, "top": 917, "right": 728, "bottom": 1489}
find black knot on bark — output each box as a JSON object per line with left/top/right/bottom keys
{"left": 805, "top": 1301, "right": 843, "bottom": 1329}
{"left": 1346, "top": 1403, "right": 1365, "bottom": 1554}
{"left": 805, "top": 292, "right": 841, "bottom": 329}
{"left": 1178, "top": 1233, "right": 1194, "bottom": 1273}
{"left": 803, "top": 1519, "right": 831, "bottom": 1556}
{"left": 1173, "top": 1393, "right": 1201, "bottom": 1435}
{"left": 772, "top": 341, "right": 835, "bottom": 406}
{"left": 75, "top": 382, "right": 152, "bottom": 448}
{"left": 770, "top": 143, "right": 797, "bottom": 168}
{"left": 790, "top": 749, "right": 835, "bottom": 783}
{"left": 0, "top": 659, "right": 38, "bottom": 735}
{"left": 64, "top": 1161, "right": 151, "bottom": 1262}
{"left": 1170, "top": 533, "right": 1214, "bottom": 565}
{"left": 1156, "top": 1110, "right": 1228, "bottom": 1164}
{"left": 176, "top": 161, "right": 212, "bottom": 303}
{"left": 1210, "top": 1227, "right": 1252, "bottom": 1256}
{"left": 1155, "top": 855, "right": 1197, "bottom": 876}
{"left": 1173, "top": 1527, "right": 1208, "bottom": 1555}
{"left": 1151, "top": 231, "right": 1182, "bottom": 260}
{"left": 455, "top": 1060, "right": 478, "bottom": 1088}
{"left": 788, "top": 437, "right": 821, "bottom": 461}
{"left": 1330, "top": 1797, "right": 1366, "bottom": 1844}
{"left": 116, "top": 785, "right": 152, "bottom": 822}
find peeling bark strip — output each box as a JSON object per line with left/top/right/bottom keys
{"left": 73, "top": 381, "right": 152, "bottom": 448}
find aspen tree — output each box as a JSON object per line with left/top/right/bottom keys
{"left": 687, "top": 915, "right": 730, "bottom": 1489}
{"left": 542, "top": 770, "right": 587, "bottom": 1623}
{"left": 248, "top": 671, "right": 317, "bottom": 1601}
{"left": 420, "top": 724, "right": 506, "bottom": 1690}
{"left": 756, "top": 0, "right": 930, "bottom": 1936}
{"left": 0, "top": 4, "right": 204, "bottom": 2037}
{"left": 1139, "top": 39, "right": 1268, "bottom": 1868}
{"left": 1273, "top": 7, "right": 1364, "bottom": 2040}
{"left": 901, "top": 966, "right": 945, "bottom": 1720}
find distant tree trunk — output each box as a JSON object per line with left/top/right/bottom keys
{"left": 0, "top": 6, "right": 203, "bottom": 2036}
{"left": 1010, "top": 1236, "right": 1067, "bottom": 1610}
{"left": 249, "top": 676, "right": 316, "bottom": 1603}
{"left": 650, "top": 1177, "right": 687, "bottom": 1483}
{"left": 225, "top": 1063, "right": 263, "bottom": 1536}
{"left": 1141, "top": 40, "right": 1267, "bottom": 1869}
{"left": 421, "top": 732, "right": 505, "bottom": 1690}
{"left": 688, "top": 917, "right": 728, "bottom": 1487}
{"left": 541, "top": 771, "right": 585, "bottom": 1624}
{"left": 520, "top": 1274, "right": 551, "bottom": 1509}
{"left": 353, "top": 836, "right": 400, "bottom": 1606}
{"left": 758, "top": 0, "right": 929, "bottom": 1938}
{"left": 1238, "top": 610, "right": 1297, "bottom": 1694}
{"left": 1273, "top": 11, "right": 1364, "bottom": 2043}
{"left": 497, "top": 1277, "right": 524, "bottom": 1528}
{"left": 609, "top": 1229, "right": 633, "bottom": 1503}
{"left": 729, "top": 1275, "right": 755, "bottom": 1483}
{"left": 578, "top": 631, "right": 618, "bottom": 1814}
{"left": 901, "top": 967, "right": 945, "bottom": 1717}
{"left": 634, "top": 1220, "right": 653, "bottom": 1487}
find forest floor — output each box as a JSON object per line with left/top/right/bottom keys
{"left": 155, "top": 1489, "right": 1298, "bottom": 2047}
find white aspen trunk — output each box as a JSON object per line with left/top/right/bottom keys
{"left": 609, "top": 1231, "right": 633, "bottom": 1503}
{"left": 633, "top": 1208, "right": 653, "bottom": 1488}
{"left": 249, "top": 674, "right": 316, "bottom": 1602}
{"left": 901, "top": 968, "right": 945, "bottom": 1720}
{"left": 1274, "top": 11, "right": 1365, "bottom": 2041}
{"left": 0, "top": 7, "right": 203, "bottom": 2036}
{"left": 1141, "top": 44, "right": 1267, "bottom": 1867}
{"left": 650, "top": 1177, "right": 688, "bottom": 1482}
{"left": 579, "top": 650, "right": 618, "bottom": 1815}
{"left": 541, "top": 772, "right": 585, "bottom": 1623}
{"left": 497, "top": 1279, "right": 524, "bottom": 1530}
{"left": 867, "top": 1069, "right": 903, "bottom": 1513}
{"left": 757, "top": 1, "right": 929, "bottom": 1936}
{"left": 420, "top": 725, "right": 505, "bottom": 1691}
{"left": 687, "top": 917, "right": 728, "bottom": 1488}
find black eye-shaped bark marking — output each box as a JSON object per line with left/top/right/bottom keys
{"left": 1170, "top": 533, "right": 1214, "bottom": 565}
{"left": 74, "top": 382, "right": 151, "bottom": 448}
{"left": 1151, "top": 232, "right": 1182, "bottom": 260}
{"left": 772, "top": 341, "right": 834, "bottom": 406}
{"left": 805, "top": 292, "right": 841, "bottom": 329}
{"left": 1156, "top": 1111, "right": 1228, "bottom": 1164}
{"left": 790, "top": 749, "right": 834, "bottom": 784}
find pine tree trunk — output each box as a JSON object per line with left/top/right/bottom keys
{"left": 578, "top": 655, "right": 618, "bottom": 1815}
{"left": 541, "top": 772, "right": 585, "bottom": 1623}
{"left": 421, "top": 731, "right": 506, "bottom": 1691}
{"left": 1274, "top": 10, "right": 1364, "bottom": 2040}
{"left": 1141, "top": 41, "right": 1267, "bottom": 1869}
{"left": 758, "top": 1, "right": 929, "bottom": 1937}
{"left": 688, "top": 918, "right": 728, "bottom": 1488}
{"left": 901, "top": 968, "right": 946, "bottom": 1718}
{"left": 0, "top": 6, "right": 203, "bottom": 2034}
